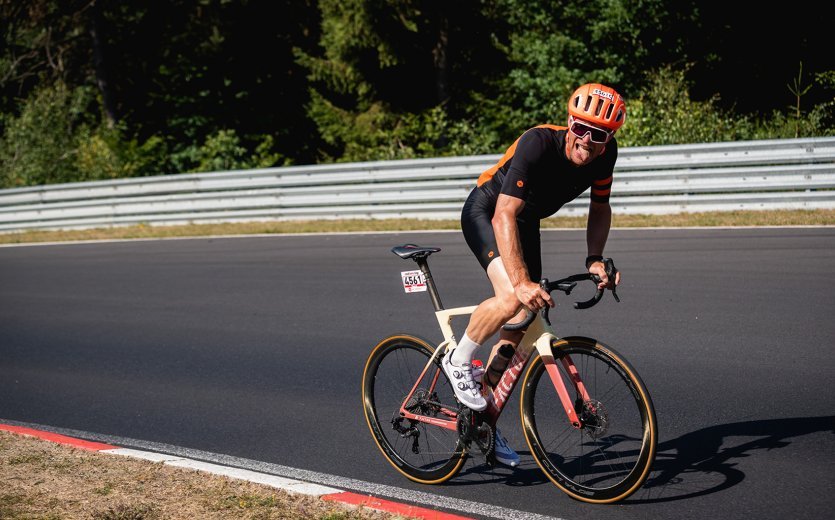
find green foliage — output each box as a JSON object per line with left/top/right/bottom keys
{"left": 188, "top": 130, "right": 285, "bottom": 172}
{"left": 616, "top": 67, "right": 740, "bottom": 146}
{"left": 0, "top": 81, "right": 173, "bottom": 188}
{"left": 618, "top": 66, "right": 835, "bottom": 147}
{"left": 76, "top": 126, "right": 170, "bottom": 180}
{"left": 813, "top": 71, "right": 835, "bottom": 130}
{"left": 0, "top": 81, "right": 94, "bottom": 187}
{"left": 0, "top": 82, "right": 285, "bottom": 188}
{"left": 477, "top": 0, "right": 699, "bottom": 137}
{"left": 308, "top": 89, "right": 445, "bottom": 162}
{"left": 298, "top": 0, "right": 510, "bottom": 160}
{"left": 489, "top": 0, "right": 626, "bottom": 128}
{"left": 297, "top": 0, "right": 429, "bottom": 161}
{"left": 0, "top": 1, "right": 832, "bottom": 188}
{"left": 0, "top": 0, "right": 92, "bottom": 115}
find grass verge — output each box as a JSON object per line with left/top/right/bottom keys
{"left": 0, "top": 430, "right": 400, "bottom": 520}
{"left": 0, "top": 210, "right": 832, "bottom": 245}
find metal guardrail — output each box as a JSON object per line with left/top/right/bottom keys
{"left": 0, "top": 136, "right": 833, "bottom": 232}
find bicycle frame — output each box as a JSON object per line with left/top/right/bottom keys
{"left": 380, "top": 246, "right": 654, "bottom": 502}
{"left": 398, "top": 304, "right": 590, "bottom": 431}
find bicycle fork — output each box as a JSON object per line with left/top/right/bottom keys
{"left": 489, "top": 316, "right": 592, "bottom": 430}
{"left": 534, "top": 335, "right": 592, "bottom": 429}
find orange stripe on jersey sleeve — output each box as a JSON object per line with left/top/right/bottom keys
{"left": 591, "top": 175, "right": 613, "bottom": 200}
{"left": 476, "top": 125, "right": 567, "bottom": 187}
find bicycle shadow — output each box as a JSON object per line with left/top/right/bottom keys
{"left": 449, "top": 416, "right": 835, "bottom": 502}
{"left": 630, "top": 415, "right": 835, "bottom": 503}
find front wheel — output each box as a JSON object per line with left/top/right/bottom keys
{"left": 362, "top": 334, "right": 466, "bottom": 484}
{"left": 520, "top": 336, "right": 657, "bottom": 503}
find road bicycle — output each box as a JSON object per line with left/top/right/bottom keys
{"left": 361, "top": 244, "right": 657, "bottom": 503}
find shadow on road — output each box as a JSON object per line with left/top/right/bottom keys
{"left": 630, "top": 415, "right": 834, "bottom": 503}
{"left": 447, "top": 416, "right": 834, "bottom": 503}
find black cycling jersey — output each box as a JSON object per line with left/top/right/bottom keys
{"left": 461, "top": 125, "right": 617, "bottom": 274}
{"left": 477, "top": 125, "right": 616, "bottom": 216}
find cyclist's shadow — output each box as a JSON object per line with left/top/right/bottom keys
{"left": 451, "top": 416, "right": 835, "bottom": 502}
{"left": 631, "top": 415, "right": 834, "bottom": 503}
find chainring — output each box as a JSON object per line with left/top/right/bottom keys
{"left": 456, "top": 407, "right": 495, "bottom": 460}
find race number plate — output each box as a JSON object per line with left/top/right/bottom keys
{"left": 401, "top": 270, "right": 427, "bottom": 293}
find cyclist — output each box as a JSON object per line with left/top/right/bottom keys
{"left": 442, "top": 83, "right": 625, "bottom": 467}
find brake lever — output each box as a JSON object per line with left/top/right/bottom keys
{"left": 503, "top": 278, "right": 555, "bottom": 331}
{"left": 540, "top": 279, "right": 552, "bottom": 326}
{"left": 604, "top": 258, "right": 621, "bottom": 303}
{"left": 504, "top": 260, "right": 622, "bottom": 328}
{"left": 577, "top": 258, "right": 621, "bottom": 308}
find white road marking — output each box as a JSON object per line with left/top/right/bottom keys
{"left": 3, "top": 419, "right": 566, "bottom": 520}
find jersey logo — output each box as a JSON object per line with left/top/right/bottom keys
{"left": 488, "top": 250, "right": 495, "bottom": 258}
{"left": 516, "top": 180, "right": 524, "bottom": 188}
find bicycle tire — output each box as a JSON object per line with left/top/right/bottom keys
{"left": 520, "top": 336, "right": 657, "bottom": 503}
{"left": 362, "top": 334, "right": 467, "bottom": 484}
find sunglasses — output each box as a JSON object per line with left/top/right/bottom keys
{"left": 568, "top": 117, "right": 613, "bottom": 144}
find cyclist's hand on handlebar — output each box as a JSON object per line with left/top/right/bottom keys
{"left": 515, "top": 280, "right": 554, "bottom": 312}
{"left": 588, "top": 261, "right": 621, "bottom": 291}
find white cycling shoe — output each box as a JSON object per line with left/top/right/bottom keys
{"left": 441, "top": 349, "right": 487, "bottom": 411}
{"left": 494, "top": 428, "right": 520, "bottom": 467}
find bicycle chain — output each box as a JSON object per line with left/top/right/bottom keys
{"left": 456, "top": 407, "right": 495, "bottom": 463}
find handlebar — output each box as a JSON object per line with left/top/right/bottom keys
{"left": 503, "top": 258, "right": 620, "bottom": 332}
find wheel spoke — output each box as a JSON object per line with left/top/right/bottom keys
{"left": 522, "top": 341, "right": 656, "bottom": 502}
{"left": 363, "top": 337, "right": 465, "bottom": 483}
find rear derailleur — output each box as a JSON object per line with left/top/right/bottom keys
{"left": 390, "top": 388, "right": 441, "bottom": 454}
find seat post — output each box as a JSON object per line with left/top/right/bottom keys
{"left": 415, "top": 257, "right": 444, "bottom": 312}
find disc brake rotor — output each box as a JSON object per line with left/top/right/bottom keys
{"left": 579, "top": 399, "right": 609, "bottom": 439}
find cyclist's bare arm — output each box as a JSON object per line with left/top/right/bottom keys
{"left": 492, "top": 194, "right": 552, "bottom": 311}
{"left": 586, "top": 200, "right": 620, "bottom": 290}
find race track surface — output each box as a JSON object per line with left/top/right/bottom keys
{"left": 2, "top": 228, "right": 833, "bottom": 519}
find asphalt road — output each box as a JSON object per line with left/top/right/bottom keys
{"left": 1, "top": 228, "right": 834, "bottom": 520}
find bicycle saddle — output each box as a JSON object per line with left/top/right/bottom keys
{"left": 391, "top": 244, "right": 441, "bottom": 259}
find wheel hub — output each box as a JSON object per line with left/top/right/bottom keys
{"left": 579, "top": 399, "right": 609, "bottom": 439}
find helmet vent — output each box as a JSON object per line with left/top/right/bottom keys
{"left": 568, "top": 84, "right": 625, "bottom": 131}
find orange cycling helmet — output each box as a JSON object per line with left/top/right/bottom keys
{"left": 567, "top": 83, "right": 626, "bottom": 131}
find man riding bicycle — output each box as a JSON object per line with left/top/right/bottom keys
{"left": 442, "top": 83, "right": 625, "bottom": 467}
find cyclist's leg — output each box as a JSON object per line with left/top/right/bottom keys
{"left": 460, "top": 213, "right": 539, "bottom": 347}
{"left": 444, "top": 194, "right": 522, "bottom": 410}
{"left": 476, "top": 220, "right": 542, "bottom": 375}
{"left": 459, "top": 193, "right": 522, "bottom": 347}
{"left": 462, "top": 259, "right": 522, "bottom": 346}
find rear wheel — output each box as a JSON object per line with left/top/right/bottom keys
{"left": 521, "top": 337, "right": 657, "bottom": 503}
{"left": 362, "top": 334, "right": 466, "bottom": 484}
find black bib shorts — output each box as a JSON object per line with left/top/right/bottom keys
{"left": 460, "top": 187, "right": 542, "bottom": 281}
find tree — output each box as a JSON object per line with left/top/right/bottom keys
{"left": 89, "top": 0, "right": 319, "bottom": 168}
{"left": 0, "top": 0, "right": 94, "bottom": 117}
{"left": 297, "top": 0, "right": 505, "bottom": 161}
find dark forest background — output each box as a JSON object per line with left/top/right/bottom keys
{"left": 1, "top": 0, "right": 833, "bottom": 188}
